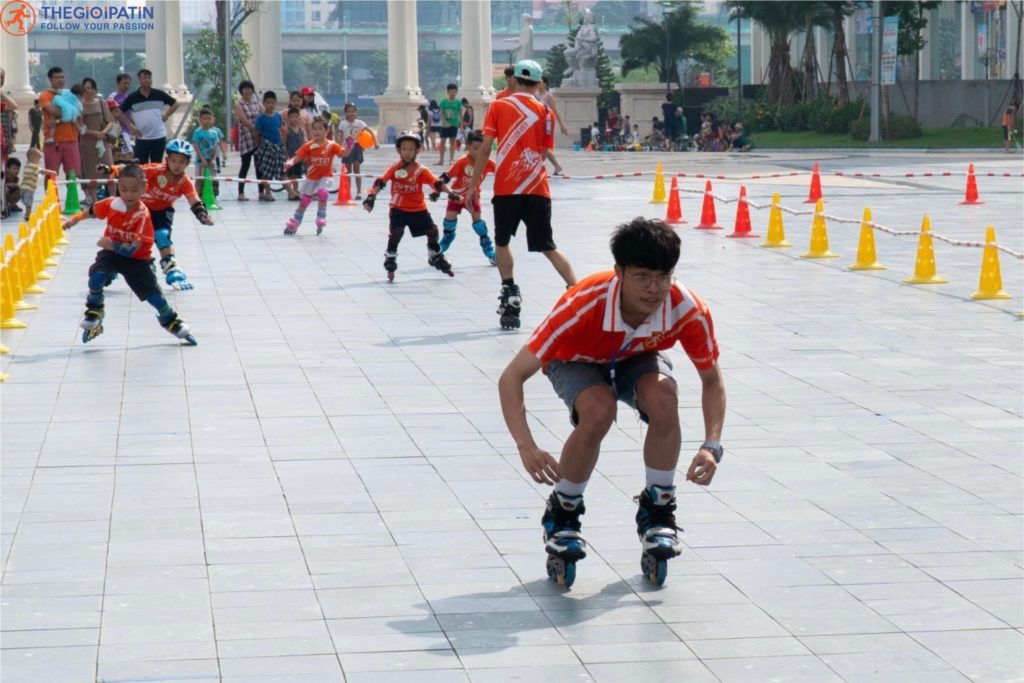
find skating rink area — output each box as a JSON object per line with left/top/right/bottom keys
{"left": 1, "top": 149, "right": 1022, "bottom": 682}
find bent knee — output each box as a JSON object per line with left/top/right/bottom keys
{"left": 636, "top": 376, "right": 678, "bottom": 422}
{"left": 573, "top": 387, "right": 616, "bottom": 431}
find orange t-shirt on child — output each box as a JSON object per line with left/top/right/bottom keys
{"left": 378, "top": 161, "right": 439, "bottom": 212}
{"left": 93, "top": 197, "right": 155, "bottom": 260}
{"left": 445, "top": 155, "right": 496, "bottom": 194}
{"left": 139, "top": 163, "right": 199, "bottom": 211}
{"left": 293, "top": 140, "right": 346, "bottom": 180}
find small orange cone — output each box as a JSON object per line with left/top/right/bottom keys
{"left": 804, "top": 162, "right": 823, "bottom": 204}
{"left": 695, "top": 180, "right": 722, "bottom": 230}
{"left": 727, "top": 185, "right": 759, "bottom": 238}
{"left": 333, "top": 164, "right": 355, "bottom": 206}
{"left": 971, "top": 226, "right": 1011, "bottom": 300}
{"left": 760, "top": 193, "right": 791, "bottom": 248}
{"left": 959, "top": 163, "right": 983, "bottom": 205}
{"left": 903, "top": 215, "right": 948, "bottom": 284}
{"left": 586, "top": 141, "right": 594, "bottom": 152}
{"left": 848, "top": 207, "right": 885, "bottom": 271}
{"left": 665, "top": 177, "right": 685, "bottom": 225}
{"left": 800, "top": 200, "right": 838, "bottom": 259}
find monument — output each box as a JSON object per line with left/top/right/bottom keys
{"left": 506, "top": 13, "right": 535, "bottom": 61}
{"left": 552, "top": 10, "right": 603, "bottom": 149}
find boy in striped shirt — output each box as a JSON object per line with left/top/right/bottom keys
{"left": 498, "top": 217, "right": 726, "bottom": 586}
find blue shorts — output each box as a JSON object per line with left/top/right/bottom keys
{"left": 546, "top": 352, "right": 675, "bottom": 426}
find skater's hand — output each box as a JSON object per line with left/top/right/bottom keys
{"left": 199, "top": 214, "right": 214, "bottom": 226}
{"left": 463, "top": 187, "right": 477, "bottom": 208}
{"left": 448, "top": 192, "right": 463, "bottom": 205}
{"left": 362, "top": 195, "right": 375, "bottom": 212}
{"left": 686, "top": 450, "right": 717, "bottom": 487}
{"left": 518, "top": 445, "right": 561, "bottom": 485}
{"left": 96, "top": 236, "right": 114, "bottom": 250}
{"left": 428, "top": 191, "right": 441, "bottom": 202}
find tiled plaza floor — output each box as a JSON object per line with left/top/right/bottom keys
{"left": 1, "top": 149, "right": 1022, "bottom": 682}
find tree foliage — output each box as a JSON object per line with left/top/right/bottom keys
{"left": 183, "top": 28, "right": 251, "bottom": 131}
{"left": 545, "top": 44, "right": 569, "bottom": 89}
{"left": 727, "top": 1, "right": 808, "bottom": 105}
{"left": 620, "top": 3, "right": 730, "bottom": 91}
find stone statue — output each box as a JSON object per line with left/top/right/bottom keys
{"left": 506, "top": 13, "right": 534, "bottom": 61}
{"left": 563, "top": 10, "right": 601, "bottom": 87}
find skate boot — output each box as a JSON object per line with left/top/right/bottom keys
{"left": 160, "top": 256, "right": 193, "bottom": 291}
{"left": 315, "top": 209, "right": 327, "bottom": 236}
{"left": 159, "top": 312, "right": 198, "bottom": 346}
{"left": 541, "top": 491, "right": 587, "bottom": 588}
{"left": 635, "top": 484, "right": 683, "bottom": 586}
{"left": 497, "top": 283, "right": 522, "bottom": 330}
{"left": 428, "top": 250, "right": 454, "bottom": 277}
{"left": 439, "top": 228, "right": 457, "bottom": 252}
{"left": 480, "top": 235, "right": 496, "bottom": 265}
{"left": 80, "top": 304, "right": 105, "bottom": 344}
{"left": 383, "top": 251, "right": 398, "bottom": 282}
{"left": 284, "top": 215, "right": 301, "bottom": 235}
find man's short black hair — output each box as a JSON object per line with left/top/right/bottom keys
{"left": 119, "top": 163, "right": 146, "bottom": 182}
{"left": 465, "top": 129, "right": 484, "bottom": 144}
{"left": 514, "top": 76, "right": 539, "bottom": 87}
{"left": 116, "top": 73, "right": 130, "bottom": 84}
{"left": 6, "top": 158, "right": 21, "bottom": 169}
{"left": 446, "top": 83, "right": 457, "bottom": 91}
{"left": 238, "top": 80, "right": 255, "bottom": 95}
{"left": 504, "top": 67, "right": 515, "bottom": 77}
{"left": 263, "top": 90, "right": 277, "bottom": 102}
{"left": 137, "top": 68, "right": 152, "bottom": 78}
{"left": 666, "top": 93, "right": 673, "bottom": 101}
{"left": 610, "top": 217, "right": 680, "bottom": 272}
{"left": 47, "top": 67, "right": 63, "bottom": 79}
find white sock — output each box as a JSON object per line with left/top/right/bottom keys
{"left": 554, "top": 478, "right": 588, "bottom": 497}
{"left": 645, "top": 467, "right": 676, "bottom": 490}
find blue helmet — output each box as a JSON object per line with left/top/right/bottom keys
{"left": 164, "top": 138, "right": 195, "bottom": 160}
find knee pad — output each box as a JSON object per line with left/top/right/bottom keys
{"left": 442, "top": 218, "right": 457, "bottom": 232}
{"left": 154, "top": 227, "right": 173, "bottom": 250}
{"left": 472, "top": 220, "right": 488, "bottom": 238}
{"left": 298, "top": 194, "right": 313, "bottom": 210}
{"left": 88, "top": 271, "right": 110, "bottom": 291}
{"left": 316, "top": 187, "right": 329, "bottom": 202}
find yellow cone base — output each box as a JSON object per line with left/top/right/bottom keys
{"left": 848, "top": 263, "right": 885, "bottom": 271}
{"left": 0, "top": 344, "right": 8, "bottom": 354}
{"left": 761, "top": 240, "right": 791, "bottom": 248}
{"left": 0, "top": 373, "right": 8, "bottom": 382}
{"left": 1, "top": 318, "right": 27, "bottom": 329}
{"left": 801, "top": 251, "right": 838, "bottom": 259}
{"left": 44, "top": 257, "right": 59, "bottom": 267}
{"left": 36, "top": 272, "right": 53, "bottom": 281}
{"left": 903, "top": 275, "right": 948, "bottom": 285}
{"left": 13, "top": 301, "right": 38, "bottom": 311}
{"left": 24, "top": 284, "right": 45, "bottom": 294}
{"left": 972, "top": 290, "right": 1011, "bottom": 300}
{"left": 57, "top": 236, "right": 70, "bottom": 246}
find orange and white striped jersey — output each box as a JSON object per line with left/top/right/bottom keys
{"left": 482, "top": 93, "right": 554, "bottom": 197}
{"left": 93, "top": 197, "right": 155, "bottom": 260}
{"left": 526, "top": 271, "right": 719, "bottom": 370}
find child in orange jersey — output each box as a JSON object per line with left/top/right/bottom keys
{"left": 362, "top": 131, "right": 457, "bottom": 281}
{"left": 282, "top": 118, "right": 346, "bottom": 235}
{"left": 61, "top": 164, "right": 197, "bottom": 345}
{"left": 437, "top": 129, "right": 497, "bottom": 264}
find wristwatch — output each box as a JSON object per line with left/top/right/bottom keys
{"left": 700, "top": 440, "right": 724, "bottom": 463}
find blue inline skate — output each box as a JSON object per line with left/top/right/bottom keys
{"left": 80, "top": 304, "right": 105, "bottom": 344}
{"left": 635, "top": 484, "right": 683, "bottom": 586}
{"left": 542, "top": 491, "right": 587, "bottom": 588}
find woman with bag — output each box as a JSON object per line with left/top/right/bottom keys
{"left": 78, "top": 77, "right": 114, "bottom": 205}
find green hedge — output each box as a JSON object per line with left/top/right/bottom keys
{"left": 705, "top": 96, "right": 869, "bottom": 135}
{"left": 851, "top": 113, "right": 923, "bottom": 140}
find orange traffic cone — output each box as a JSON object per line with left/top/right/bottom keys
{"left": 586, "top": 141, "right": 594, "bottom": 152}
{"left": 333, "top": 164, "right": 355, "bottom": 206}
{"left": 804, "top": 162, "right": 823, "bottom": 204}
{"left": 665, "top": 177, "right": 685, "bottom": 225}
{"left": 971, "top": 226, "right": 1011, "bottom": 299}
{"left": 727, "top": 185, "right": 759, "bottom": 238}
{"left": 695, "top": 180, "right": 722, "bottom": 230}
{"left": 959, "top": 163, "right": 983, "bottom": 205}
{"left": 902, "top": 215, "right": 948, "bottom": 284}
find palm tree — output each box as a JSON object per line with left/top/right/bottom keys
{"left": 727, "top": 1, "right": 807, "bottom": 105}
{"left": 822, "top": 1, "right": 855, "bottom": 104}
{"left": 620, "top": 3, "right": 729, "bottom": 92}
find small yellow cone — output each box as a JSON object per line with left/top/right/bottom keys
{"left": 848, "top": 207, "right": 885, "bottom": 271}
{"left": 650, "top": 162, "right": 667, "bottom": 204}
{"left": 760, "top": 193, "right": 791, "bottom": 248}
{"left": 800, "top": 199, "right": 838, "bottom": 259}
{"left": 971, "top": 226, "right": 1011, "bottom": 300}
{"left": 903, "top": 215, "right": 948, "bottom": 285}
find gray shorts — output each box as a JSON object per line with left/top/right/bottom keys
{"left": 546, "top": 352, "right": 675, "bottom": 426}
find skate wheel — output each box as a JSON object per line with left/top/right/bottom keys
{"left": 387, "top": 271, "right": 395, "bottom": 282}
{"left": 641, "top": 552, "right": 667, "bottom": 587}
{"left": 183, "top": 335, "right": 198, "bottom": 346}
{"left": 82, "top": 324, "right": 104, "bottom": 344}
{"left": 546, "top": 556, "right": 576, "bottom": 588}
{"left": 446, "top": 270, "right": 454, "bottom": 277}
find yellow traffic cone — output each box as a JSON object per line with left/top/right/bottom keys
{"left": 3, "top": 234, "right": 36, "bottom": 311}
{"left": 650, "top": 162, "right": 667, "bottom": 204}
{"left": 971, "top": 226, "right": 1011, "bottom": 300}
{"left": 800, "top": 199, "right": 837, "bottom": 259}
{"left": 903, "top": 215, "right": 948, "bottom": 285}
{"left": 760, "top": 193, "right": 791, "bottom": 248}
{"left": 0, "top": 263, "right": 28, "bottom": 328}
{"left": 848, "top": 207, "right": 885, "bottom": 271}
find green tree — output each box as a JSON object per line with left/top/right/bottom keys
{"left": 545, "top": 44, "right": 569, "bottom": 89}
{"left": 184, "top": 28, "right": 251, "bottom": 132}
{"left": 727, "top": 1, "right": 807, "bottom": 105}
{"left": 620, "top": 3, "right": 730, "bottom": 92}
{"left": 882, "top": 0, "right": 940, "bottom": 119}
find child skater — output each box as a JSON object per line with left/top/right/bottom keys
{"left": 436, "top": 129, "right": 496, "bottom": 264}
{"left": 282, "top": 117, "right": 345, "bottom": 235}
{"left": 61, "top": 163, "right": 197, "bottom": 345}
{"left": 362, "top": 131, "right": 458, "bottom": 282}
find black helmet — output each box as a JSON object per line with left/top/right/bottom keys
{"left": 394, "top": 130, "right": 422, "bottom": 150}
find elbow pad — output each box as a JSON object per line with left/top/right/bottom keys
{"left": 438, "top": 172, "right": 451, "bottom": 185}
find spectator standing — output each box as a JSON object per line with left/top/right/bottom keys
{"left": 120, "top": 68, "right": 179, "bottom": 163}
{"left": 661, "top": 94, "right": 677, "bottom": 150}
{"left": 29, "top": 99, "right": 42, "bottom": 150}
{"left": 233, "top": 80, "right": 261, "bottom": 201}
{"left": 38, "top": 66, "right": 81, "bottom": 181}
{"left": 78, "top": 77, "right": 115, "bottom": 205}
{"left": 109, "top": 73, "right": 135, "bottom": 160}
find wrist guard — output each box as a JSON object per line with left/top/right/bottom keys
{"left": 438, "top": 172, "right": 451, "bottom": 185}
{"left": 190, "top": 201, "right": 209, "bottom": 222}
{"left": 371, "top": 178, "right": 386, "bottom": 193}
{"left": 363, "top": 193, "right": 376, "bottom": 212}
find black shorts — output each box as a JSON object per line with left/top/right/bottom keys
{"left": 343, "top": 145, "right": 364, "bottom": 166}
{"left": 389, "top": 208, "right": 437, "bottom": 238}
{"left": 440, "top": 126, "right": 458, "bottom": 139}
{"left": 150, "top": 207, "right": 175, "bottom": 231}
{"left": 492, "top": 194, "right": 555, "bottom": 252}
{"left": 89, "top": 250, "right": 162, "bottom": 301}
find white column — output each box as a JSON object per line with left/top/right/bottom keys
{"left": 404, "top": 1, "right": 423, "bottom": 98}
{"left": 144, "top": 1, "right": 168, "bottom": 89}
{"left": 258, "top": 1, "right": 287, "bottom": 97}
{"left": 164, "top": 0, "right": 189, "bottom": 95}
{"left": 377, "top": 0, "right": 425, "bottom": 138}
{"left": 461, "top": 0, "right": 495, "bottom": 106}
{"left": 1, "top": 31, "right": 36, "bottom": 144}
{"left": 961, "top": 3, "right": 976, "bottom": 79}
{"left": 242, "top": 14, "right": 261, "bottom": 86}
